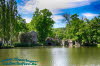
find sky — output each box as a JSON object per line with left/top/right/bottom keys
{"left": 16, "top": 0, "right": 100, "bottom": 28}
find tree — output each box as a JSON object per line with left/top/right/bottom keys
{"left": 0, "top": 0, "right": 18, "bottom": 45}
{"left": 63, "top": 13, "right": 100, "bottom": 45}
{"left": 13, "top": 15, "right": 28, "bottom": 42}
{"left": 52, "top": 28, "right": 66, "bottom": 40}
{"left": 30, "top": 8, "right": 54, "bottom": 44}
{"left": 85, "top": 16, "right": 100, "bottom": 44}
{"left": 16, "top": 15, "right": 28, "bottom": 33}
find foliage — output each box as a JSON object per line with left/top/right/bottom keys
{"left": 0, "top": 0, "right": 28, "bottom": 46}
{"left": 0, "top": 0, "right": 18, "bottom": 45}
{"left": 16, "top": 15, "right": 28, "bottom": 33}
{"left": 30, "top": 8, "right": 54, "bottom": 44}
{"left": 63, "top": 14, "right": 100, "bottom": 45}
{"left": 52, "top": 28, "right": 66, "bottom": 40}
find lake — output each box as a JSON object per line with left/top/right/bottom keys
{"left": 0, "top": 46, "right": 100, "bottom": 66}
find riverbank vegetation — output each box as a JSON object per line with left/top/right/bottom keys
{"left": 51, "top": 14, "right": 100, "bottom": 46}
{"left": 62, "top": 14, "right": 100, "bottom": 46}
{"left": 0, "top": 0, "right": 100, "bottom": 48}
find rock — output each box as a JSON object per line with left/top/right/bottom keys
{"left": 67, "top": 39, "right": 73, "bottom": 47}
{"left": 61, "top": 40, "right": 68, "bottom": 46}
{"left": 61, "top": 39, "right": 76, "bottom": 47}
{"left": 46, "top": 37, "right": 55, "bottom": 46}
{"left": 20, "top": 31, "right": 37, "bottom": 45}
{"left": 75, "top": 41, "right": 80, "bottom": 47}
{"left": 45, "top": 37, "right": 61, "bottom": 46}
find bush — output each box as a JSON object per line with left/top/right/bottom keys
{"left": 0, "top": 43, "right": 14, "bottom": 48}
{"left": 13, "top": 42, "right": 42, "bottom": 47}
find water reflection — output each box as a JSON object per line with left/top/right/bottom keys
{"left": 51, "top": 48, "right": 69, "bottom": 66}
{"left": 0, "top": 47, "right": 100, "bottom": 66}
{"left": 69, "top": 47, "right": 100, "bottom": 66}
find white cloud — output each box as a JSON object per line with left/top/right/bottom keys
{"left": 23, "top": 17, "right": 32, "bottom": 23}
{"left": 23, "top": 15, "right": 64, "bottom": 23}
{"left": 18, "top": 0, "right": 97, "bottom": 14}
{"left": 52, "top": 15, "right": 66, "bottom": 28}
{"left": 53, "top": 22, "right": 66, "bottom": 28}
{"left": 37, "top": 0, "right": 89, "bottom": 10}
{"left": 18, "top": 0, "right": 97, "bottom": 27}
{"left": 18, "top": 0, "right": 36, "bottom": 14}
{"left": 52, "top": 15, "right": 64, "bottom": 22}
{"left": 82, "top": 13, "right": 99, "bottom": 17}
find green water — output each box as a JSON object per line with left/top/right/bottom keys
{"left": 0, "top": 46, "right": 100, "bottom": 66}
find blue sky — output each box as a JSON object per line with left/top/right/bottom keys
{"left": 16, "top": 0, "right": 100, "bottom": 28}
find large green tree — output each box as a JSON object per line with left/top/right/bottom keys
{"left": 0, "top": 0, "right": 18, "bottom": 45}
{"left": 30, "top": 8, "right": 54, "bottom": 44}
